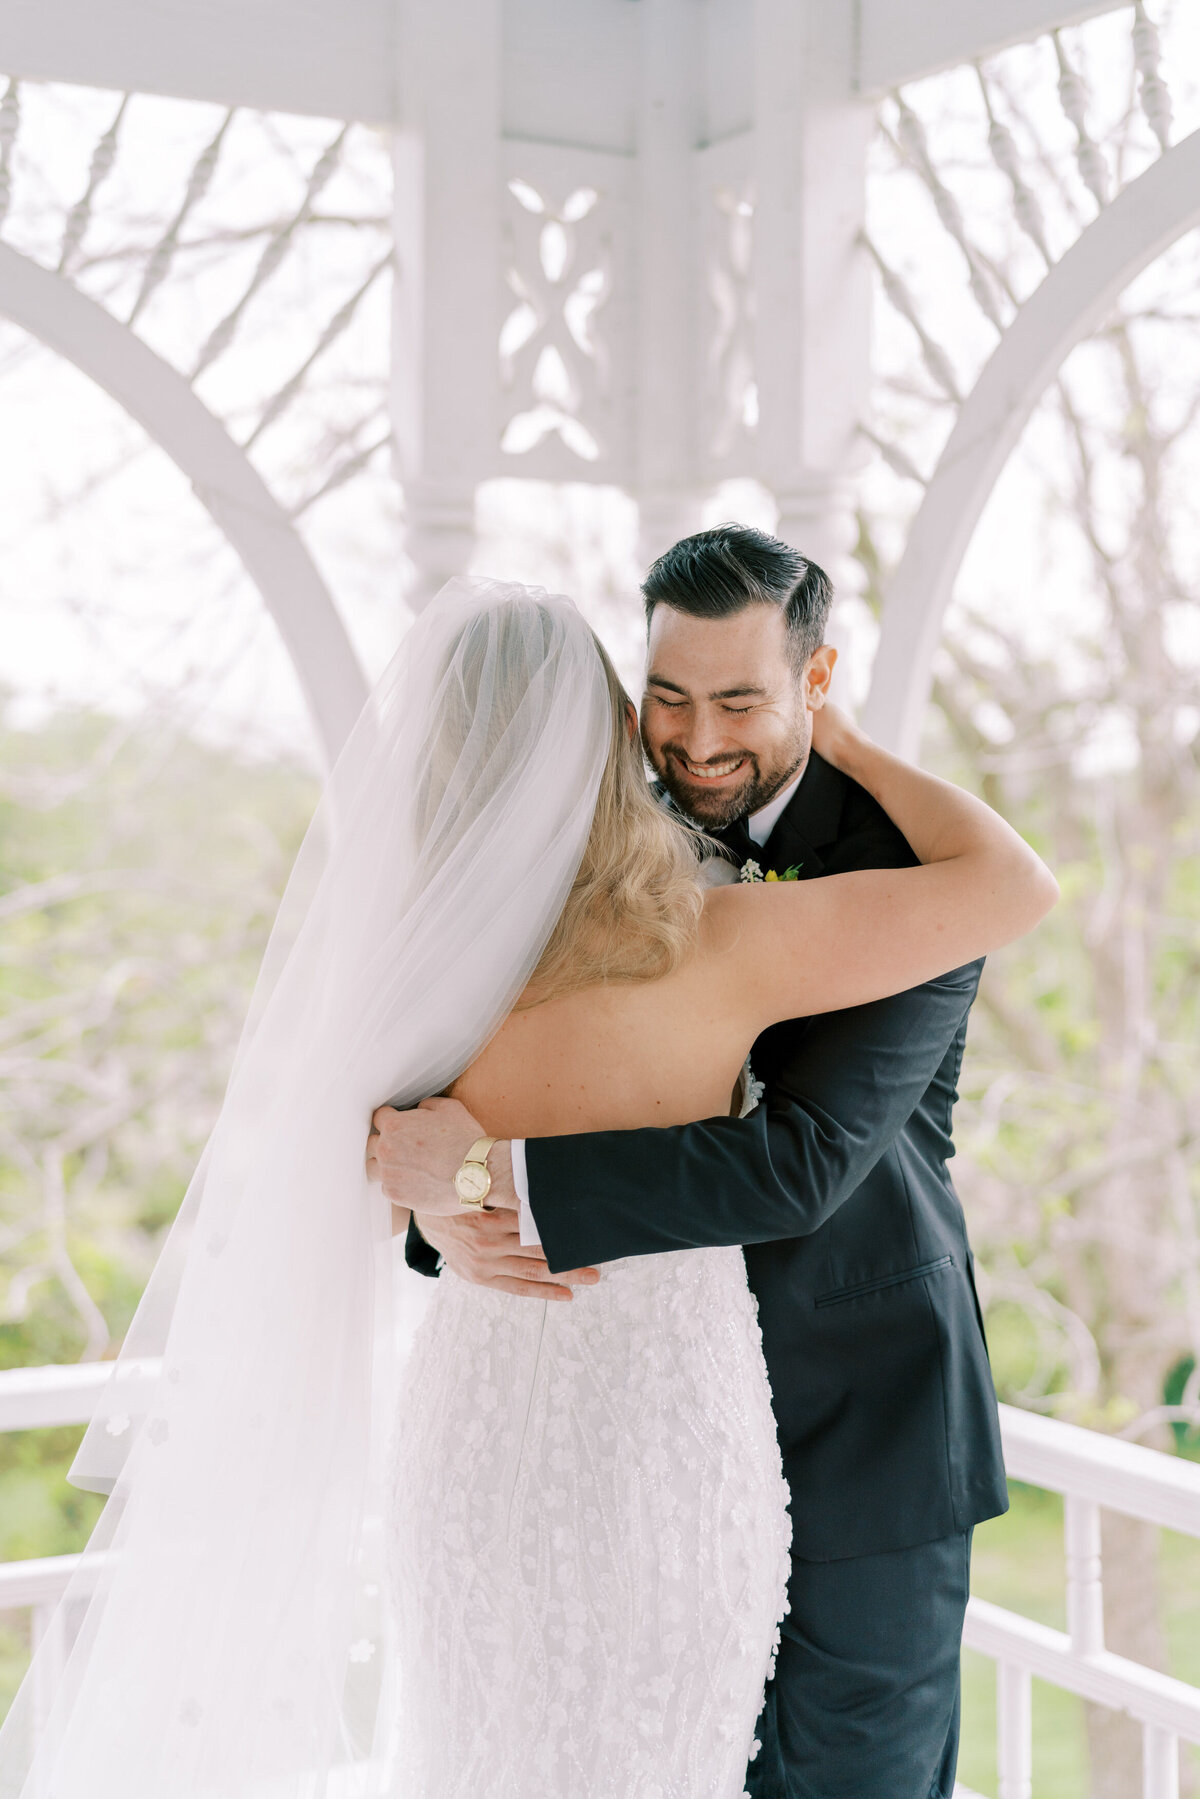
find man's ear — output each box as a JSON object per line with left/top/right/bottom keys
{"left": 625, "top": 699, "right": 639, "bottom": 742}
{"left": 804, "top": 645, "right": 837, "bottom": 710}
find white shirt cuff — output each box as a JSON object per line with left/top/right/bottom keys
{"left": 512, "top": 1139, "right": 542, "bottom": 1246}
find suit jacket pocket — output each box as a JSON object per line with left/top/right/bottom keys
{"left": 813, "top": 1254, "right": 954, "bottom": 1308}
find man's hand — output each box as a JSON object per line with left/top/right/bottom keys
{"left": 367, "top": 1096, "right": 512, "bottom": 1217}
{"left": 411, "top": 1207, "right": 599, "bottom": 1302}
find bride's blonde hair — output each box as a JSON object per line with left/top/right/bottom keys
{"left": 527, "top": 632, "right": 706, "bottom": 1003}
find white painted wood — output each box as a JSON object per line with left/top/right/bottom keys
{"left": 1064, "top": 1493, "right": 1105, "bottom": 1654}
{"left": 0, "top": 242, "right": 367, "bottom": 765}
{"left": 393, "top": 0, "right": 501, "bottom": 604}
{"left": 0, "top": 0, "right": 394, "bottom": 123}
{"left": 996, "top": 1661, "right": 1033, "bottom": 1799}
{"left": 965, "top": 1600, "right": 1200, "bottom": 1742}
{"left": 0, "top": 1360, "right": 137, "bottom": 1430}
{"left": 692, "top": 129, "right": 755, "bottom": 479}
{"left": 859, "top": 0, "right": 1129, "bottom": 97}
{"left": 634, "top": 0, "right": 704, "bottom": 565}
{"left": 698, "top": 0, "right": 754, "bottom": 146}
{"left": 863, "top": 127, "right": 1200, "bottom": 759}
{"left": 497, "top": 137, "right": 635, "bottom": 486}
{"left": 0, "top": 1555, "right": 82, "bottom": 1611}
{"left": 1144, "top": 1725, "right": 1181, "bottom": 1799}
{"left": 751, "top": 0, "right": 873, "bottom": 582}
{"left": 0, "top": 0, "right": 1130, "bottom": 129}
{"left": 999, "top": 1403, "right": 1200, "bottom": 1538}
{"left": 502, "top": 0, "right": 641, "bottom": 157}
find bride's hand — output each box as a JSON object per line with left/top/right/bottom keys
{"left": 367, "top": 1096, "right": 518, "bottom": 1216}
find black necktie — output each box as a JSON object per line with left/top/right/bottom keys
{"left": 716, "top": 815, "right": 756, "bottom": 867}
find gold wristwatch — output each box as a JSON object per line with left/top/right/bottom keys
{"left": 454, "top": 1135, "right": 498, "bottom": 1209}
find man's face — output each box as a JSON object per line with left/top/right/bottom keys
{"left": 641, "top": 602, "right": 835, "bottom": 829}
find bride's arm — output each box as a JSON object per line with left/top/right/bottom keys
{"left": 710, "top": 704, "right": 1057, "bottom": 1027}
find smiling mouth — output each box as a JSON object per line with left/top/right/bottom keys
{"left": 674, "top": 754, "right": 750, "bottom": 785}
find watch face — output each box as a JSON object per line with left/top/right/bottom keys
{"left": 455, "top": 1164, "right": 490, "bottom": 1203}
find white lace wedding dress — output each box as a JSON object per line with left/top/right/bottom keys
{"left": 387, "top": 1078, "right": 791, "bottom": 1799}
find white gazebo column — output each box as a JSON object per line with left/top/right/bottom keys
{"left": 752, "top": 0, "right": 872, "bottom": 589}
{"left": 634, "top": 0, "right": 706, "bottom": 572}
{"left": 392, "top": 0, "right": 501, "bottom": 606}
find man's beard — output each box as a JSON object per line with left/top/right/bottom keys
{"left": 650, "top": 733, "right": 809, "bottom": 830}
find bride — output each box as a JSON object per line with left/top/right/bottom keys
{"left": 0, "top": 577, "right": 1055, "bottom": 1799}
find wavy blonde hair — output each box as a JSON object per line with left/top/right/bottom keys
{"left": 526, "top": 633, "right": 707, "bottom": 1004}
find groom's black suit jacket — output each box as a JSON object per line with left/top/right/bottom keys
{"left": 407, "top": 752, "right": 1009, "bottom": 1563}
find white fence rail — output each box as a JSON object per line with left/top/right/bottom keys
{"left": 2, "top": 1369, "right": 1200, "bottom": 1794}
{"left": 961, "top": 1405, "right": 1200, "bottom": 1799}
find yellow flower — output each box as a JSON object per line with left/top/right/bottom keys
{"left": 764, "top": 869, "right": 779, "bottom": 881}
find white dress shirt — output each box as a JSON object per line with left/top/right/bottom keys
{"left": 514, "top": 767, "right": 806, "bottom": 1245}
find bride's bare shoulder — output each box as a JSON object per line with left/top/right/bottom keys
{"left": 697, "top": 879, "right": 756, "bottom": 955}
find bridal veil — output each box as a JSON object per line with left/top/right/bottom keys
{"left": 0, "top": 578, "right": 613, "bottom": 1797}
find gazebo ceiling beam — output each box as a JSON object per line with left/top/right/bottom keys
{"left": 4, "top": 0, "right": 1139, "bottom": 127}
{"left": 1, "top": 0, "right": 395, "bottom": 123}
{"left": 858, "top": 0, "right": 1128, "bottom": 96}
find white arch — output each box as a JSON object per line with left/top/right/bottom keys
{"left": 863, "top": 127, "right": 1200, "bottom": 758}
{"left": 0, "top": 242, "right": 368, "bottom": 765}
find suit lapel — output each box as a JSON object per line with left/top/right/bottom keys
{"left": 760, "top": 752, "right": 846, "bottom": 879}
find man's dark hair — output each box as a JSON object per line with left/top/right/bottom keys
{"left": 642, "top": 523, "right": 833, "bottom": 673}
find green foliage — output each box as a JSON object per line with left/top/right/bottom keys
{"left": 1164, "top": 1355, "right": 1200, "bottom": 1457}
{"left": 0, "top": 704, "right": 316, "bottom": 1354}
{"left": 0, "top": 702, "right": 316, "bottom": 1633}
{"left": 924, "top": 696, "right": 1200, "bottom": 1429}
{"left": 0, "top": 1427, "right": 102, "bottom": 1561}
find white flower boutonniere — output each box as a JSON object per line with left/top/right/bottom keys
{"left": 740, "top": 860, "right": 802, "bottom": 883}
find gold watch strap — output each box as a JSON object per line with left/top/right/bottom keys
{"left": 455, "top": 1136, "right": 499, "bottom": 1211}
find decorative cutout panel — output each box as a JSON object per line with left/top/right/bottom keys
{"left": 498, "top": 140, "right": 631, "bottom": 483}
{"left": 695, "top": 133, "right": 756, "bottom": 477}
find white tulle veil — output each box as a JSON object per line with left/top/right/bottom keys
{"left": 0, "top": 578, "right": 613, "bottom": 1797}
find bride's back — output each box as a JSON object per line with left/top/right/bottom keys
{"left": 437, "top": 596, "right": 792, "bottom": 1136}
{"left": 448, "top": 899, "right": 749, "bottom": 1138}
{"left": 442, "top": 618, "right": 760, "bottom": 1137}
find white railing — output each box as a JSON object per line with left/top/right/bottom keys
{"left": 0, "top": 1360, "right": 138, "bottom": 1732}
{"left": 962, "top": 1405, "right": 1200, "bottom": 1799}
{"left": 2, "top": 1369, "right": 1200, "bottom": 1794}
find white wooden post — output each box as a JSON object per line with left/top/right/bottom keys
{"left": 751, "top": 0, "right": 872, "bottom": 587}
{"left": 392, "top": 0, "right": 502, "bottom": 605}
{"left": 1143, "top": 1724, "right": 1180, "bottom": 1799}
{"left": 634, "top": 0, "right": 705, "bottom": 568}
{"left": 996, "top": 1660, "right": 1034, "bottom": 1799}
{"left": 1064, "top": 1493, "right": 1105, "bottom": 1655}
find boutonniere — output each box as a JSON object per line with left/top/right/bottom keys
{"left": 740, "top": 861, "right": 802, "bottom": 883}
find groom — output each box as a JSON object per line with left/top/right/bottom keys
{"left": 373, "top": 524, "right": 1008, "bottom": 1799}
